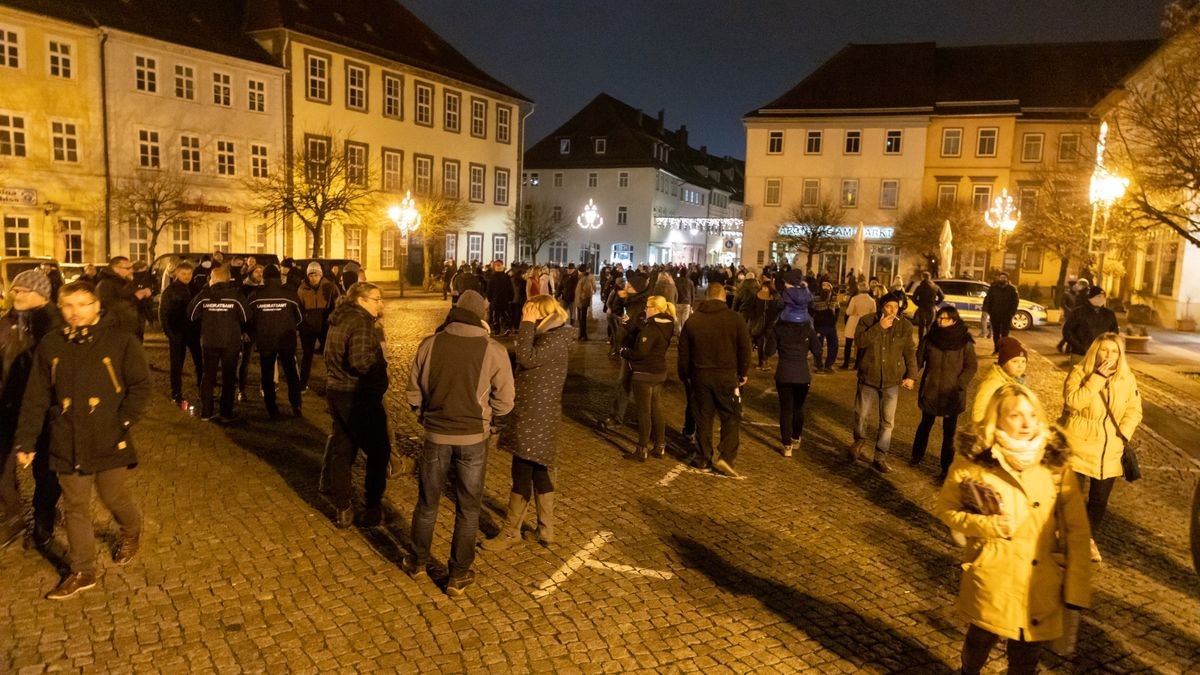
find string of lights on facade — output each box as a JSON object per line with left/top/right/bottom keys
{"left": 653, "top": 217, "right": 744, "bottom": 233}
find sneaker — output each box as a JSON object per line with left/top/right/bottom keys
{"left": 401, "top": 555, "right": 429, "bottom": 581}
{"left": 46, "top": 572, "right": 97, "bottom": 600}
{"left": 634, "top": 447, "right": 648, "bottom": 462}
{"left": 872, "top": 458, "right": 892, "bottom": 474}
{"left": 651, "top": 446, "right": 666, "bottom": 459}
{"left": 446, "top": 570, "right": 476, "bottom": 598}
{"left": 334, "top": 506, "right": 354, "bottom": 529}
{"left": 113, "top": 533, "right": 140, "bottom": 566}
{"left": 781, "top": 443, "right": 793, "bottom": 458}
{"left": 713, "top": 458, "right": 740, "bottom": 478}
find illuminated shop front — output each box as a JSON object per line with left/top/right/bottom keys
{"left": 770, "top": 224, "right": 900, "bottom": 282}
{"left": 653, "top": 217, "right": 744, "bottom": 266}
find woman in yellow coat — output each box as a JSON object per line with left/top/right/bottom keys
{"left": 938, "top": 383, "right": 1092, "bottom": 674}
{"left": 1061, "top": 332, "right": 1142, "bottom": 562}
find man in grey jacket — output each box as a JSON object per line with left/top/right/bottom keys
{"left": 404, "top": 290, "right": 515, "bottom": 598}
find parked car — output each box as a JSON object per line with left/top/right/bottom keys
{"left": 0, "top": 256, "right": 56, "bottom": 313}
{"left": 905, "top": 278, "right": 1047, "bottom": 330}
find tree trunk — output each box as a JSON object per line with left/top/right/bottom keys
{"left": 1054, "top": 255, "right": 1071, "bottom": 309}
{"left": 422, "top": 236, "right": 433, "bottom": 288}
{"left": 310, "top": 219, "right": 323, "bottom": 257}
{"left": 146, "top": 228, "right": 161, "bottom": 263}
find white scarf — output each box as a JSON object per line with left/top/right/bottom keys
{"left": 994, "top": 428, "right": 1049, "bottom": 471}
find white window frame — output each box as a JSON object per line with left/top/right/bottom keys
{"left": 382, "top": 149, "right": 403, "bottom": 192}
{"left": 1058, "top": 133, "right": 1081, "bottom": 162}
{"left": 216, "top": 139, "right": 236, "bottom": 176}
{"left": 306, "top": 52, "right": 330, "bottom": 103}
{"left": 767, "top": 130, "right": 784, "bottom": 154}
{"left": 553, "top": 172, "right": 563, "bottom": 187}
{"left": 251, "top": 143, "right": 268, "bottom": 178}
{"left": 346, "top": 141, "right": 367, "bottom": 186}
{"left": 171, "top": 219, "right": 191, "bottom": 253}
{"left": 1021, "top": 133, "right": 1044, "bottom": 163}
{"left": 840, "top": 179, "right": 859, "bottom": 208}
{"left": 494, "top": 168, "right": 510, "bottom": 205}
{"left": 247, "top": 78, "right": 266, "bottom": 113}
{"left": 469, "top": 164, "right": 485, "bottom": 203}
{"left": 138, "top": 128, "right": 161, "bottom": 168}
{"left": 61, "top": 218, "right": 83, "bottom": 263}
{"left": 764, "top": 178, "right": 782, "bottom": 207}
{"left": 805, "top": 130, "right": 822, "bottom": 154}
{"left": 972, "top": 184, "right": 993, "bottom": 212}
{"left": 344, "top": 226, "right": 364, "bottom": 261}
{"left": 212, "top": 71, "right": 232, "bottom": 107}
{"left": 496, "top": 105, "right": 512, "bottom": 143}
{"left": 937, "top": 183, "right": 958, "bottom": 208}
{"left": 3, "top": 215, "right": 31, "bottom": 256}
{"left": 879, "top": 179, "right": 899, "bottom": 209}
{"left": 559, "top": 138, "right": 571, "bottom": 155}
{"left": 345, "top": 62, "right": 368, "bottom": 112}
{"left": 135, "top": 54, "right": 157, "bottom": 93}
{"left": 594, "top": 137, "right": 607, "bottom": 155}
{"left": 252, "top": 223, "right": 268, "bottom": 252}
{"left": 180, "top": 134, "right": 201, "bottom": 173}
{"left": 444, "top": 232, "right": 458, "bottom": 262}
{"left": 884, "top": 129, "right": 902, "bottom": 155}
{"left": 213, "top": 220, "right": 231, "bottom": 250}
{"left": 466, "top": 232, "right": 483, "bottom": 263}
{"left": 548, "top": 240, "right": 569, "bottom": 265}
{"left": 414, "top": 155, "right": 433, "bottom": 196}
{"left": 0, "top": 25, "right": 22, "bottom": 69}
{"left": 0, "top": 112, "right": 26, "bottom": 157}
{"left": 443, "top": 159, "right": 460, "bottom": 199}
{"left": 174, "top": 64, "right": 195, "bottom": 100}
{"left": 617, "top": 206, "right": 628, "bottom": 225}
{"left": 127, "top": 218, "right": 149, "bottom": 261}
{"left": 47, "top": 38, "right": 73, "bottom": 78}
{"left": 383, "top": 72, "right": 403, "bottom": 120}
{"left": 618, "top": 171, "right": 629, "bottom": 188}
{"left": 491, "top": 233, "right": 507, "bottom": 263}
{"left": 844, "top": 130, "right": 862, "bottom": 155}
{"left": 976, "top": 128, "right": 998, "bottom": 158}
{"left": 444, "top": 89, "right": 461, "bottom": 132}
{"left": 800, "top": 179, "right": 820, "bottom": 207}
{"left": 470, "top": 97, "right": 487, "bottom": 138}
{"left": 552, "top": 206, "right": 563, "bottom": 223}
{"left": 415, "top": 82, "right": 434, "bottom": 126}
{"left": 587, "top": 172, "right": 598, "bottom": 188}
{"left": 941, "top": 128, "right": 962, "bottom": 157}
{"left": 50, "top": 119, "right": 78, "bottom": 162}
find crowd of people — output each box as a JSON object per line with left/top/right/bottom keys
{"left": 0, "top": 252, "right": 1147, "bottom": 672}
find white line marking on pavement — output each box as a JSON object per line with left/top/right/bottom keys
{"left": 532, "top": 531, "right": 613, "bottom": 599}
{"left": 584, "top": 559, "right": 675, "bottom": 580}
{"left": 657, "top": 464, "right": 688, "bottom": 487}
{"left": 745, "top": 420, "right": 776, "bottom": 427}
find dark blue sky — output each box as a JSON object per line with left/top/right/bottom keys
{"left": 401, "top": 0, "right": 1166, "bottom": 159}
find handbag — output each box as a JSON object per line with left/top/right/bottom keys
{"left": 1102, "top": 391, "right": 1141, "bottom": 483}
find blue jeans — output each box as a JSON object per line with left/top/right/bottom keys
{"left": 815, "top": 324, "right": 838, "bottom": 369}
{"left": 410, "top": 439, "right": 488, "bottom": 577}
{"left": 854, "top": 383, "right": 899, "bottom": 456}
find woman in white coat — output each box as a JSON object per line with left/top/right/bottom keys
{"left": 841, "top": 281, "right": 877, "bottom": 370}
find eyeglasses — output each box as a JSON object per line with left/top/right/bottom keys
{"left": 937, "top": 316, "right": 954, "bottom": 323}
{"left": 365, "top": 295, "right": 384, "bottom": 303}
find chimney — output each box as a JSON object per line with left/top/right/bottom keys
{"left": 656, "top": 109, "right": 665, "bottom": 133}
{"left": 677, "top": 124, "right": 688, "bottom": 149}
{"left": 700, "top": 145, "right": 707, "bottom": 155}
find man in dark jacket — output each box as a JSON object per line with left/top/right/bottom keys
{"left": 96, "top": 256, "right": 151, "bottom": 340}
{"left": 1063, "top": 286, "right": 1119, "bottom": 361}
{"left": 297, "top": 262, "right": 340, "bottom": 389}
{"left": 1, "top": 270, "right": 63, "bottom": 549}
{"left": 188, "top": 265, "right": 248, "bottom": 421}
{"left": 674, "top": 269, "right": 696, "bottom": 333}
{"left": 14, "top": 280, "right": 151, "bottom": 599}
{"left": 677, "top": 283, "right": 752, "bottom": 476}
{"left": 560, "top": 264, "right": 579, "bottom": 323}
{"left": 322, "top": 282, "right": 391, "bottom": 529}
{"left": 249, "top": 265, "right": 304, "bottom": 419}
{"left": 159, "top": 261, "right": 203, "bottom": 405}
{"left": 911, "top": 272, "right": 945, "bottom": 344}
{"left": 811, "top": 280, "right": 840, "bottom": 373}
{"left": 852, "top": 291, "right": 917, "bottom": 473}
{"left": 403, "top": 290, "right": 514, "bottom": 598}
{"left": 598, "top": 273, "right": 651, "bottom": 431}
{"left": 486, "top": 260, "right": 514, "bottom": 334}
{"left": 981, "top": 272, "right": 1020, "bottom": 354}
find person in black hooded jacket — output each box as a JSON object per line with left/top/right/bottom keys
{"left": 911, "top": 306, "right": 978, "bottom": 480}
{"left": 621, "top": 296, "right": 676, "bottom": 461}
{"left": 188, "top": 265, "right": 248, "bottom": 421}
{"left": 249, "top": 265, "right": 303, "bottom": 418}
{"left": 159, "top": 262, "right": 203, "bottom": 405}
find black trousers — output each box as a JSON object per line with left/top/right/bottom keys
{"left": 912, "top": 412, "right": 960, "bottom": 473}
{"left": 237, "top": 342, "right": 254, "bottom": 393}
{"left": 961, "top": 624, "right": 1042, "bottom": 675}
{"left": 260, "top": 350, "right": 302, "bottom": 415}
{"left": 167, "top": 334, "right": 202, "bottom": 400}
{"left": 690, "top": 373, "right": 742, "bottom": 466}
{"left": 326, "top": 391, "right": 391, "bottom": 509}
{"left": 776, "top": 381, "right": 810, "bottom": 445}
{"left": 577, "top": 306, "right": 589, "bottom": 340}
{"left": 299, "top": 329, "right": 319, "bottom": 387}
{"left": 1075, "top": 472, "right": 1118, "bottom": 532}
{"left": 988, "top": 313, "right": 1013, "bottom": 353}
{"left": 633, "top": 380, "right": 666, "bottom": 449}
{"left": 201, "top": 346, "right": 239, "bottom": 418}
{"left": 511, "top": 455, "right": 554, "bottom": 500}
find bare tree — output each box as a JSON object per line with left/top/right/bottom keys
{"left": 777, "top": 199, "right": 845, "bottom": 272}
{"left": 1106, "top": 25, "right": 1200, "bottom": 249}
{"left": 1008, "top": 168, "right": 1092, "bottom": 304}
{"left": 894, "top": 201, "right": 988, "bottom": 276}
{"left": 416, "top": 191, "right": 474, "bottom": 282}
{"left": 246, "top": 133, "right": 376, "bottom": 257}
{"left": 111, "top": 169, "right": 194, "bottom": 262}
{"left": 508, "top": 201, "right": 574, "bottom": 264}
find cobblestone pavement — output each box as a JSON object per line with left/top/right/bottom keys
{"left": 3, "top": 294, "right": 1198, "bottom": 673}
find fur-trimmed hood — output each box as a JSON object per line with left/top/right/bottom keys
{"left": 956, "top": 426, "right": 1071, "bottom": 470}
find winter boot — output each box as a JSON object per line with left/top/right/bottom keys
{"left": 482, "top": 492, "right": 530, "bottom": 551}
{"left": 524, "top": 492, "right": 556, "bottom": 546}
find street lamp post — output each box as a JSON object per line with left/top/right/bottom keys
{"left": 388, "top": 191, "right": 421, "bottom": 298}
{"left": 577, "top": 198, "right": 603, "bottom": 273}
{"left": 1088, "top": 122, "right": 1129, "bottom": 289}
{"left": 984, "top": 188, "right": 1020, "bottom": 274}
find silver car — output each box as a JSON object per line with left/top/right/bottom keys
{"left": 907, "top": 279, "right": 1047, "bottom": 330}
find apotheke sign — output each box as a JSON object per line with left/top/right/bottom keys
{"left": 777, "top": 224, "right": 894, "bottom": 240}
{"left": 0, "top": 187, "right": 38, "bottom": 206}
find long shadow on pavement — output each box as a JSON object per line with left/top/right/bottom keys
{"left": 1097, "top": 512, "right": 1200, "bottom": 600}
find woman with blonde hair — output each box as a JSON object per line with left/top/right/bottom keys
{"left": 1061, "top": 332, "right": 1142, "bottom": 562}
{"left": 619, "top": 295, "right": 677, "bottom": 461}
{"left": 483, "top": 294, "right": 574, "bottom": 550}
{"left": 938, "top": 383, "right": 1091, "bottom": 675}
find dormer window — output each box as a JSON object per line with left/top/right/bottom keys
{"left": 559, "top": 138, "right": 571, "bottom": 155}
{"left": 594, "top": 137, "right": 607, "bottom": 155}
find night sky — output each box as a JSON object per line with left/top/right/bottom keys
{"left": 400, "top": 0, "right": 1166, "bottom": 159}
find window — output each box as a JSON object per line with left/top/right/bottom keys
{"left": 253, "top": 223, "right": 268, "bottom": 252}
{"left": 496, "top": 105, "right": 512, "bottom": 143}
{"left": 494, "top": 168, "right": 509, "bottom": 205}
{"left": 344, "top": 227, "right": 363, "bottom": 261}
{"left": 443, "top": 89, "right": 461, "bottom": 131}
{"left": 470, "top": 97, "right": 487, "bottom": 138}
{"left": 171, "top": 219, "right": 191, "bottom": 253}
{"left": 1058, "top": 133, "right": 1081, "bottom": 162}
{"left": 306, "top": 51, "right": 329, "bottom": 102}
{"left": 0, "top": 114, "right": 25, "bottom": 157}
{"left": 764, "top": 178, "right": 782, "bottom": 206}
{"left": 972, "top": 184, "right": 993, "bottom": 211}
{"left": 553, "top": 172, "right": 563, "bottom": 188}
{"left": 61, "top": 218, "right": 83, "bottom": 263}
{"left": 443, "top": 159, "right": 460, "bottom": 198}
{"left": 382, "top": 148, "right": 402, "bottom": 191}
{"left": 217, "top": 140, "right": 235, "bottom": 176}
{"left": 491, "top": 234, "right": 507, "bottom": 263}
{"left": 617, "top": 206, "right": 628, "bottom": 225}
{"left": 1016, "top": 133, "right": 1044, "bottom": 163}
{"left": 801, "top": 179, "right": 820, "bottom": 207}
{"left": 468, "top": 163, "right": 485, "bottom": 202}
{"left": 587, "top": 172, "right": 598, "bottom": 188}
{"left": 1019, "top": 187, "right": 1039, "bottom": 215}
{"left": 1021, "top": 244, "right": 1044, "bottom": 274}
{"left": 345, "top": 141, "right": 367, "bottom": 186}
{"left": 380, "top": 230, "right": 398, "bottom": 269}
{"left": 525, "top": 172, "right": 539, "bottom": 186}
{"left": 251, "top": 144, "right": 268, "bottom": 177}
{"left": 1158, "top": 238, "right": 1179, "bottom": 296}
{"left": 247, "top": 79, "right": 265, "bottom": 112}
{"left": 2, "top": 216, "right": 30, "bottom": 256}
{"left": 879, "top": 179, "right": 899, "bottom": 209}
{"left": 179, "top": 135, "right": 200, "bottom": 172}
{"left": 551, "top": 206, "right": 562, "bottom": 223}
{"left": 127, "top": 218, "right": 148, "bottom": 261}
{"left": 213, "top": 221, "right": 231, "bottom": 250}
{"left": 976, "top": 128, "right": 998, "bottom": 157}
{"left": 840, "top": 179, "right": 859, "bottom": 208}
{"left": 884, "top": 130, "right": 902, "bottom": 154}
{"left": 414, "top": 154, "right": 432, "bottom": 196}
{"left": 941, "top": 128, "right": 963, "bottom": 157}
{"left": 805, "top": 131, "right": 822, "bottom": 154}
{"left": 844, "top": 130, "right": 861, "bottom": 155}
{"left": 444, "top": 233, "right": 457, "bottom": 262}
{"left": 383, "top": 72, "right": 403, "bottom": 119}
{"left": 559, "top": 138, "right": 571, "bottom": 155}
{"left": 594, "top": 137, "right": 607, "bottom": 154}
{"left": 345, "top": 62, "right": 367, "bottom": 111}
{"left": 619, "top": 171, "right": 629, "bottom": 188}
{"left": 937, "top": 184, "right": 958, "bottom": 208}
{"left": 174, "top": 65, "right": 195, "bottom": 100}
{"left": 768, "top": 130, "right": 784, "bottom": 154}
{"left": 51, "top": 121, "right": 78, "bottom": 162}
{"left": 548, "top": 240, "right": 569, "bottom": 265}
{"left": 138, "top": 129, "right": 160, "bottom": 168}
{"left": 135, "top": 55, "right": 157, "bottom": 93}
{"left": 48, "top": 40, "right": 72, "bottom": 78}
{"left": 467, "top": 232, "right": 483, "bottom": 262}
{"left": 212, "top": 72, "right": 231, "bottom": 106}
{"left": 415, "top": 82, "right": 433, "bottom": 126}
{"left": 306, "top": 135, "right": 329, "bottom": 182}
{"left": 1, "top": 26, "right": 20, "bottom": 68}
{"left": 517, "top": 240, "right": 532, "bottom": 263}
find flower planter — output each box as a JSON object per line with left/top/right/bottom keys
{"left": 1124, "top": 334, "right": 1152, "bottom": 354}
{"left": 1046, "top": 309, "right": 1063, "bottom": 325}
{"left": 1178, "top": 318, "right": 1197, "bottom": 332}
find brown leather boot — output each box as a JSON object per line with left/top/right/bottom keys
{"left": 482, "top": 493, "right": 529, "bottom": 551}
{"left": 523, "top": 492, "right": 555, "bottom": 546}
{"left": 113, "top": 532, "right": 140, "bottom": 566}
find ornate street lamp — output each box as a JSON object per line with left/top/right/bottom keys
{"left": 984, "top": 188, "right": 1020, "bottom": 273}
{"left": 577, "top": 198, "right": 603, "bottom": 272}
{"left": 1087, "top": 122, "right": 1129, "bottom": 287}
{"left": 388, "top": 191, "right": 421, "bottom": 297}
